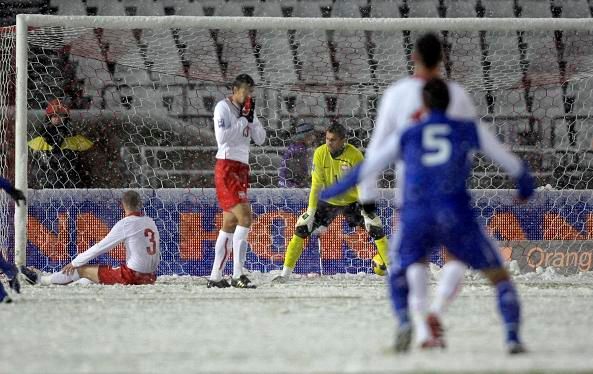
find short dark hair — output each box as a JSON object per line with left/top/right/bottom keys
{"left": 122, "top": 190, "right": 143, "bottom": 211}
{"left": 422, "top": 78, "right": 450, "bottom": 111}
{"left": 326, "top": 122, "right": 347, "bottom": 139}
{"left": 415, "top": 33, "right": 443, "bottom": 69}
{"left": 232, "top": 74, "right": 255, "bottom": 89}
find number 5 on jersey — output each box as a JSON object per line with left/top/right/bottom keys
{"left": 144, "top": 228, "right": 157, "bottom": 255}
{"left": 422, "top": 124, "right": 451, "bottom": 166}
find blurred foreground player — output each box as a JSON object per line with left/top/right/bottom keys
{"left": 320, "top": 78, "right": 533, "bottom": 354}
{"left": 21, "top": 191, "right": 160, "bottom": 286}
{"left": 208, "top": 74, "right": 266, "bottom": 289}
{"left": 0, "top": 177, "right": 25, "bottom": 303}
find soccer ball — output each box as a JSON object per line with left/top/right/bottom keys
{"left": 372, "top": 254, "right": 387, "bottom": 276}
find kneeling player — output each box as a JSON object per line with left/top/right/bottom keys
{"left": 273, "top": 123, "right": 389, "bottom": 283}
{"left": 22, "top": 191, "right": 160, "bottom": 286}
{"left": 320, "top": 79, "right": 533, "bottom": 354}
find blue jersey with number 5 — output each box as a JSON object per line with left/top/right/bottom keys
{"left": 399, "top": 111, "right": 479, "bottom": 208}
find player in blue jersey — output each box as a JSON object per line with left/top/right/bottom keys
{"left": 320, "top": 78, "right": 533, "bottom": 354}
{"left": 0, "top": 177, "right": 26, "bottom": 303}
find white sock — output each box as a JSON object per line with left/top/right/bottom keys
{"left": 49, "top": 270, "right": 80, "bottom": 285}
{"left": 233, "top": 225, "right": 250, "bottom": 279}
{"left": 281, "top": 266, "right": 294, "bottom": 277}
{"left": 210, "top": 231, "right": 233, "bottom": 281}
{"left": 71, "top": 278, "right": 95, "bottom": 286}
{"left": 431, "top": 260, "right": 466, "bottom": 317}
{"left": 407, "top": 263, "right": 430, "bottom": 344}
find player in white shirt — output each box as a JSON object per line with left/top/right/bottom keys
{"left": 360, "top": 33, "right": 478, "bottom": 345}
{"left": 21, "top": 191, "right": 160, "bottom": 286}
{"left": 208, "top": 74, "right": 266, "bottom": 289}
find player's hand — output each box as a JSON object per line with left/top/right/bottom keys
{"left": 61, "top": 263, "right": 78, "bottom": 276}
{"left": 241, "top": 97, "right": 255, "bottom": 123}
{"left": 8, "top": 188, "right": 26, "bottom": 206}
{"left": 361, "top": 210, "right": 382, "bottom": 232}
{"left": 296, "top": 208, "right": 316, "bottom": 233}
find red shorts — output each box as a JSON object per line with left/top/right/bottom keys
{"left": 215, "top": 159, "right": 249, "bottom": 211}
{"left": 98, "top": 264, "right": 156, "bottom": 285}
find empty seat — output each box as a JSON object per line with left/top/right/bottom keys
{"left": 257, "top": 30, "right": 298, "bottom": 85}
{"left": 51, "top": 0, "right": 85, "bottom": 15}
{"left": 296, "top": 93, "right": 327, "bottom": 117}
{"left": 370, "top": 0, "right": 402, "bottom": 17}
{"left": 293, "top": 0, "right": 333, "bottom": 17}
{"left": 86, "top": 0, "right": 125, "bottom": 16}
{"left": 552, "top": 0, "right": 591, "bottom": 17}
{"left": 142, "top": 30, "right": 184, "bottom": 81}
{"left": 480, "top": 0, "right": 515, "bottom": 17}
{"left": 483, "top": 31, "right": 522, "bottom": 90}
{"left": 187, "top": 85, "right": 224, "bottom": 117}
{"left": 336, "top": 94, "right": 364, "bottom": 119}
{"left": 448, "top": 32, "right": 484, "bottom": 89}
{"left": 446, "top": 0, "right": 479, "bottom": 17}
{"left": 523, "top": 32, "right": 560, "bottom": 84}
{"left": 517, "top": 0, "right": 553, "bottom": 17}
{"left": 332, "top": 1, "right": 363, "bottom": 17}
{"left": 334, "top": 31, "right": 371, "bottom": 83}
{"left": 370, "top": 31, "right": 409, "bottom": 86}
{"left": 407, "top": 0, "right": 439, "bottom": 17}
{"left": 177, "top": 28, "right": 224, "bottom": 83}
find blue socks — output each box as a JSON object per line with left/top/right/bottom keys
{"left": 389, "top": 267, "right": 410, "bottom": 326}
{"left": 496, "top": 280, "right": 521, "bottom": 343}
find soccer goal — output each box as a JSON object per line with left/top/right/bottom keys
{"left": 7, "top": 15, "right": 593, "bottom": 276}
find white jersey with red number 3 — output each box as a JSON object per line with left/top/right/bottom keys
{"left": 213, "top": 98, "right": 266, "bottom": 164}
{"left": 359, "top": 76, "right": 478, "bottom": 203}
{"left": 71, "top": 214, "right": 160, "bottom": 274}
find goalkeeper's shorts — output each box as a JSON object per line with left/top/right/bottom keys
{"left": 215, "top": 159, "right": 249, "bottom": 211}
{"left": 98, "top": 264, "right": 156, "bottom": 285}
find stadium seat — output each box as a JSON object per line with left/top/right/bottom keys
{"left": 51, "top": 0, "right": 85, "bottom": 15}
{"left": 86, "top": 0, "right": 125, "bottom": 16}
{"left": 187, "top": 85, "right": 224, "bottom": 117}
{"left": 479, "top": 0, "right": 515, "bottom": 17}
{"left": 445, "top": 0, "right": 479, "bottom": 17}
{"left": 552, "top": 0, "right": 591, "bottom": 17}
{"left": 333, "top": 31, "right": 371, "bottom": 83}
{"left": 407, "top": 0, "right": 439, "bottom": 17}
{"left": 332, "top": 1, "right": 363, "bottom": 17}
{"left": 448, "top": 32, "right": 484, "bottom": 86}
{"left": 517, "top": 0, "right": 553, "bottom": 17}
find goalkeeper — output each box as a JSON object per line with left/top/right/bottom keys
{"left": 273, "top": 123, "right": 388, "bottom": 283}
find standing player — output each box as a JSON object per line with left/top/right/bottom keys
{"left": 208, "top": 74, "right": 266, "bottom": 289}
{"left": 21, "top": 191, "right": 160, "bottom": 286}
{"left": 0, "top": 177, "right": 26, "bottom": 302}
{"left": 273, "top": 123, "right": 388, "bottom": 283}
{"left": 320, "top": 78, "right": 533, "bottom": 354}
{"left": 357, "top": 33, "right": 479, "bottom": 337}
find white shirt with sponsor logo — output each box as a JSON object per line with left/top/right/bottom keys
{"left": 214, "top": 98, "right": 266, "bottom": 164}
{"left": 359, "top": 76, "right": 478, "bottom": 203}
{"left": 71, "top": 214, "right": 160, "bottom": 274}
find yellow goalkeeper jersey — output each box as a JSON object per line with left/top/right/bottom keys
{"left": 308, "top": 143, "right": 364, "bottom": 209}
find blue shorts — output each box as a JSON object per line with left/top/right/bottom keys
{"left": 390, "top": 206, "right": 503, "bottom": 271}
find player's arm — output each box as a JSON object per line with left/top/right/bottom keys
{"left": 476, "top": 124, "right": 534, "bottom": 200}
{"left": 297, "top": 148, "right": 324, "bottom": 232}
{"left": 320, "top": 138, "right": 399, "bottom": 201}
{"left": 69, "top": 220, "right": 127, "bottom": 268}
{"left": 358, "top": 87, "right": 400, "bottom": 203}
{"left": 0, "top": 177, "right": 26, "bottom": 206}
{"left": 214, "top": 102, "right": 249, "bottom": 145}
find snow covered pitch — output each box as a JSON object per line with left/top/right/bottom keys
{"left": 1, "top": 268, "right": 592, "bottom": 373}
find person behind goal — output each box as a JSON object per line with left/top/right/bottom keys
{"left": 320, "top": 78, "right": 533, "bottom": 354}
{"left": 272, "top": 122, "right": 389, "bottom": 283}
{"left": 208, "top": 74, "right": 266, "bottom": 289}
{"left": 21, "top": 191, "right": 160, "bottom": 286}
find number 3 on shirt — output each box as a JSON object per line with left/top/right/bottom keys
{"left": 421, "top": 124, "right": 451, "bottom": 166}
{"left": 144, "top": 228, "right": 157, "bottom": 255}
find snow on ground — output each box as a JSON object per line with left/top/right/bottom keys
{"left": 1, "top": 268, "right": 593, "bottom": 374}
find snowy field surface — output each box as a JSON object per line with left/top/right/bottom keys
{"left": 1, "top": 267, "right": 593, "bottom": 374}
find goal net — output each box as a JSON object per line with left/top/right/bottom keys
{"left": 8, "top": 16, "right": 593, "bottom": 276}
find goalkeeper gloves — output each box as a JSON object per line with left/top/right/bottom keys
{"left": 241, "top": 97, "right": 255, "bottom": 123}
{"left": 296, "top": 208, "right": 316, "bottom": 233}
{"left": 8, "top": 188, "right": 26, "bottom": 206}
{"left": 360, "top": 202, "right": 381, "bottom": 232}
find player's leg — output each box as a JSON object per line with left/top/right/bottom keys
{"left": 429, "top": 253, "right": 466, "bottom": 318}
{"left": 208, "top": 211, "right": 235, "bottom": 288}
{"left": 275, "top": 202, "right": 335, "bottom": 282}
{"left": 0, "top": 255, "right": 20, "bottom": 293}
{"left": 346, "top": 203, "right": 389, "bottom": 275}
{"left": 445, "top": 222, "right": 525, "bottom": 354}
{"left": 229, "top": 202, "right": 256, "bottom": 288}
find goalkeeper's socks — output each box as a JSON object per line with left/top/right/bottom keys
{"left": 496, "top": 280, "right": 522, "bottom": 344}
{"left": 210, "top": 231, "right": 233, "bottom": 281}
{"left": 233, "top": 225, "right": 250, "bottom": 279}
{"left": 430, "top": 260, "right": 466, "bottom": 316}
{"left": 407, "top": 263, "right": 430, "bottom": 344}
{"left": 389, "top": 267, "right": 410, "bottom": 325}
{"left": 283, "top": 235, "right": 305, "bottom": 270}
{"left": 280, "top": 265, "right": 294, "bottom": 278}
{"left": 50, "top": 270, "right": 80, "bottom": 285}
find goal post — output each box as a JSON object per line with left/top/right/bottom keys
{"left": 11, "top": 14, "right": 593, "bottom": 275}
